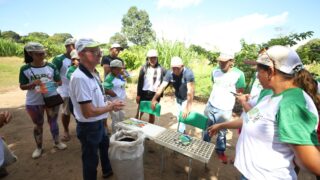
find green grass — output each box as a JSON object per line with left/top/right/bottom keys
{"left": 0, "top": 57, "right": 24, "bottom": 91}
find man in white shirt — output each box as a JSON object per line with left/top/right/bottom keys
{"left": 69, "top": 38, "right": 124, "bottom": 180}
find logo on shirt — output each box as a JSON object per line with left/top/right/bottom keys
{"left": 247, "top": 107, "right": 263, "bottom": 123}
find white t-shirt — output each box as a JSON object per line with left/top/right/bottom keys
{"left": 208, "top": 67, "right": 246, "bottom": 110}
{"left": 235, "top": 88, "right": 319, "bottom": 180}
{"left": 103, "top": 74, "right": 126, "bottom": 101}
{"left": 142, "top": 67, "right": 162, "bottom": 92}
{"left": 19, "top": 63, "right": 60, "bottom": 105}
{"left": 52, "top": 54, "right": 72, "bottom": 97}
{"left": 69, "top": 66, "right": 108, "bottom": 122}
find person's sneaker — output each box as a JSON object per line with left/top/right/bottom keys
{"left": 54, "top": 142, "right": 67, "bottom": 150}
{"left": 32, "top": 148, "right": 42, "bottom": 159}
{"left": 102, "top": 171, "right": 113, "bottom": 178}
{"left": 216, "top": 151, "right": 228, "bottom": 164}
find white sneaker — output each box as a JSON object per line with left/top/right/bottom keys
{"left": 54, "top": 142, "right": 67, "bottom": 150}
{"left": 32, "top": 148, "right": 42, "bottom": 159}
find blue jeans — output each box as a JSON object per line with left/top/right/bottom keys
{"left": 203, "top": 103, "right": 232, "bottom": 152}
{"left": 76, "top": 120, "right": 112, "bottom": 180}
{"left": 176, "top": 98, "right": 187, "bottom": 133}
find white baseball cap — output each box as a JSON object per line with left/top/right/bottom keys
{"left": 110, "top": 59, "right": 123, "bottom": 68}
{"left": 64, "top": 38, "right": 77, "bottom": 46}
{"left": 75, "top": 38, "right": 101, "bottom": 52}
{"left": 25, "top": 42, "right": 45, "bottom": 52}
{"left": 110, "top": 43, "right": 123, "bottom": 50}
{"left": 217, "top": 53, "right": 234, "bottom": 62}
{"left": 257, "top": 45, "right": 303, "bottom": 75}
{"left": 147, "top": 49, "right": 158, "bottom": 57}
{"left": 70, "top": 49, "right": 79, "bottom": 59}
{"left": 171, "top": 56, "right": 183, "bottom": 67}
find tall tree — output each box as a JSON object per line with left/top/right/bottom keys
{"left": 121, "top": 6, "right": 156, "bottom": 46}
{"left": 264, "top": 31, "right": 314, "bottom": 47}
{"left": 1, "top": 30, "right": 21, "bottom": 42}
{"left": 109, "top": 32, "right": 128, "bottom": 49}
{"left": 296, "top": 38, "right": 320, "bottom": 64}
{"left": 49, "top": 33, "right": 73, "bottom": 44}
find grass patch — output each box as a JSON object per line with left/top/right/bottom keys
{"left": 0, "top": 57, "right": 24, "bottom": 91}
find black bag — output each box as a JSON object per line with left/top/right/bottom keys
{"left": 43, "top": 94, "right": 64, "bottom": 108}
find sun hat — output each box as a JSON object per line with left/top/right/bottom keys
{"left": 110, "top": 43, "right": 123, "bottom": 50}
{"left": 64, "top": 38, "right": 77, "bottom": 46}
{"left": 217, "top": 53, "right": 234, "bottom": 62}
{"left": 170, "top": 56, "right": 183, "bottom": 67}
{"left": 70, "top": 49, "right": 79, "bottom": 59}
{"left": 256, "top": 45, "right": 303, "bottom": 74}
{"left": 75, "top": 38, "right": 102, "bottom": 52}
{"left": 25, "top": 42, "right": 45, "bottom": 52}
{"left": 147, "top": 49, "right": 158, "bottom": 57}
{"left": 110, "top": 59, "right": 123, "bottom": 68}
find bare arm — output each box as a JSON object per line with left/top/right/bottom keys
{"left": 291, "top": 145, "right": 320, "bottom": 176}
{"left": 105, "top": 89, "right": 117, "bottom": 97}
{"left": 208, "top": 119, "right": 243, "bottom": 137}
{"left": 182, "top": 82, "right": 195, "bottom": 118}
{"left": 151, "top": 81, "right": 169, "bottom": 109}
{"left": 80, "top": 100, "right": 124, "bottom": 119}
{"left": 103, "top": 64, "right": 110, "bottom": 79}
{"left": 20, "top": 79, "right": 41, "bottom": 90}
{"left": 236, "top": 94, "right": 252, "bottom": 112}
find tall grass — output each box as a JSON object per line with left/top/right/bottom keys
{"left": 0, "top": 38, "right": 24, "bottom": 57}
{"left": 0, "top": 57, "right": 23, "bottom": 91}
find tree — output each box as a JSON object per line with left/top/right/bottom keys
{"left": 121, "top": 6, "right": 156, "bottom": 46}
{"left": 1, "top": 30, "right": 21, "bottom": 42}
{"left": 296, "top": 38, "right": 320, "bottom": 64}
{"left": 109, "top": 32, "right": 128, "bottom": 49}
{"left": 263, "top": 31, "right": 314, "bottom": 47}
{"left": 189, "top": 44, "right": 219, "bottom": 65}
{"left": 49, "top": 33, "right": 73, "bottom": 44}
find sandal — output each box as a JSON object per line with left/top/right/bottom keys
{"left": 61, "top": 134, "right": 71, "bottom": 142}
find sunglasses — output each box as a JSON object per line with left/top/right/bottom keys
{"left": 84, "top": 50, "right": 103, "bottom": 57}
{"left": 33, "top": 52, "right": 46, "bottom": 56}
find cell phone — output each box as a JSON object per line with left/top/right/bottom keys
{"left": 230, "top": 91, "right": 240, "bottom": 96}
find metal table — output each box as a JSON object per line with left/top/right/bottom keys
{"left": 154, "top": 129, "right": 215, "bottom": 180}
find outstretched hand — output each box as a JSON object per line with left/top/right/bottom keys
{"left": 0, "top": 111, "right": 12, "bottom": 128}
{"left": 208, "top": 124, "right": 221, "bottom": 137}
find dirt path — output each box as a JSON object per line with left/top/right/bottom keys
{"left": 0, "top": 85, "right": 315, "bottom": 180}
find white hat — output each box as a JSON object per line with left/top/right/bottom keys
{"left": 64, "top": 38, "right": 77, "bottom": 46}
{"left": 75, "top": 38, "right": 101, "bottom": 52}
{"left": 110, "top": 43, "right": 123, "bottom": 50}
{"left": 110, "top": 59, "right": 123, "bottom": 68}
{"left": 147, "top": 49, "right": 158, "bottom": 57}
{"left": 70, "top": 49, "right": 79, "bottom": 59}
{"left": 25, "top": 42, "right": 45, "bottom": 52}
{"left": 257, "top": 45, "right": 303, "bottom": 75}
{"left": 217, "top": 53, "right": 234, "bottom": 62}
{"left": 171, "top": 56, "right": 183, "bottom": 67}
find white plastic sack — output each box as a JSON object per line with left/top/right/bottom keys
{"left": 109, "top": 130, "right": 145, "bottom": 180}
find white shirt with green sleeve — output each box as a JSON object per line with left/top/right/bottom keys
{"left": 103, "top": 73, "right": 126, "bottom": 101}
{"left": 208, "top": 67, "right": 246, "bottom": 110}
{"left": 235, "top": 88, "right": 319, "bottom": 180}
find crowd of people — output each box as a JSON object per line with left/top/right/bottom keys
{"left": 0, "top": 37, "right": 318, "bottom": 180}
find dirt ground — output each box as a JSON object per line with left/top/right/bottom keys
{"left": 0, "top": 84, "right": 316, "bottom": 180}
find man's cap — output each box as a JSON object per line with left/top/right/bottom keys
{"left": 25, "top": 42, "right": 45, "bottom": 52}
{"left": 70, "top": 49, "right": 79, "bottom": 60}
{"left": 110, "top": 43, "right": 123, "bottom": 50}
{"left": 75, "top": 38, "right": 102, "bottom": 52}
{"left": 170, "top": 56, "right": 183, "bottom": 67}
{"left": 64, "top": 38, "right": 77, "bottom": 46}
{"left": 147, "top": 49, "right": 158, "bottom": 57}
{"left": 110, "top": 59, "right": 123, "bottom": 68}
{"left": 256, "top": 45, "right": 303, "bottom": 75}
{"left": 217, "top": 53, "right": 234, "bottom": 62}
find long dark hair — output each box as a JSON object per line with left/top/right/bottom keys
{"left": 145, "top": 57, "right": 159, "bottom": 68}
{"left": 24, "top": 48, "right": 33, "bottom": 64}
{"left": 293, "top": 69, "right": 320, "bottom": 114}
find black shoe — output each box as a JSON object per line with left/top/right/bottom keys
{"left": 0, "top": 168, "right": 8, "bottom": 178}
{"left": 102, "top": 171, "right": 113, "bottom": 179}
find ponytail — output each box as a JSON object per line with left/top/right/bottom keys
{"left": 293, "top": 69, "right": 320, "bottom": 113}
{"left": 24, "top": 48, "right": 33, "bottom": 64}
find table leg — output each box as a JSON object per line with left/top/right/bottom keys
{"left": 161, "top": 146, "right": 165, "bottom": 173}
{"left": 188, "top": 158, "right": 192, "bottom": 180}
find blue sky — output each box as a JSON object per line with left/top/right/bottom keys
{"left": 1, "top": 0, "right": 319, "bottom": 52}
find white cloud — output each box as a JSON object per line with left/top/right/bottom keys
{"left": 154, "top": 12, "right": 289, "bottom": 53}
{"left": 157, "top": 0, "right": 202, "bottom": 9}
{"left": 73, "top": 24, "right": 120, "bottom": 43}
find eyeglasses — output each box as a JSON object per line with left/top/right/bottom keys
{"left": 84, "top": 50, "right": 103, "bottom": 57}
{"left": 33, "top": 52, "right": 46, "bottom": 56}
